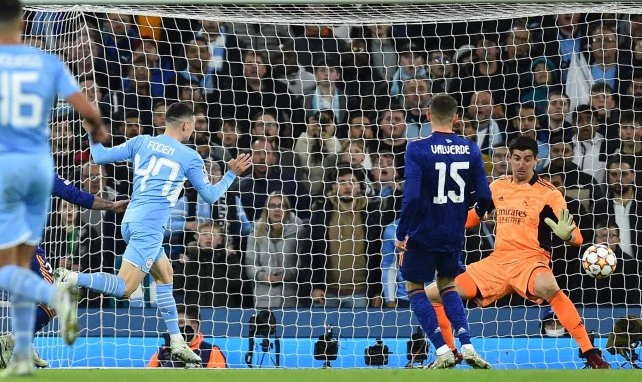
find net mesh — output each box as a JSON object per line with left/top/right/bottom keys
{"left": 8, "top": 2, "right": 642, "bottom": 369}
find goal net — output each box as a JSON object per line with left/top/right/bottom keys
{"left": 12, "top": 1, "right": 642, "bottom": 369}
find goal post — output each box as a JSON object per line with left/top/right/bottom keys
{"left": 13, "top": 0, "right": 642, "bottom": 369}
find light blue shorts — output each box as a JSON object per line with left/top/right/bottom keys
{"left": 0, "top": 154, "right": 53, "bottom": 249}
{"left": 121, "top": 222, "right": 165, "bottom": 273}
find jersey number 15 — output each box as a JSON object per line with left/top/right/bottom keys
{"left": 433, "top": 161, "right": 469, "bottom": 204}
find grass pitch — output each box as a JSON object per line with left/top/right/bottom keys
{"left": 6, "top": 369, "right": 638, "bottom": 382}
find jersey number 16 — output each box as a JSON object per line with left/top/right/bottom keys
{"left": 433, "top": 161, "right": 469, "bottom": 204}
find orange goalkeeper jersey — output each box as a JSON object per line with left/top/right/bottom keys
{"left": 470, "top": 174, "right": 582, "bottom": 258}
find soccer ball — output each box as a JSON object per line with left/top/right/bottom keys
{"left": 581, "top": 244, "right": 617, "bottom": 279}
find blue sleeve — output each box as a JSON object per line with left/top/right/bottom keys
{"left": 54, "top": 57, "right": 80, "bottom": 99}
{"left": 381, "top": 222, "right": 398, "bottom": 302}
{"left": 185, "top": 155, "right": 237, "bottom": 204}
{"left": 89, "top": 135, "right": 140, "bottom": 165}
{"left": 396, "top": 141, "right": 422, "bottom": 241}
{"left": 471, "top": 144, "right": 493, "bottom": 217}
{"left": 52, "top": 174, "right": 95, "bottom": 209}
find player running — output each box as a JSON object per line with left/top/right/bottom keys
{"left": 0, "top": 174, "right": 128, "bottom": 369}
{"left": 55, "top": 102, "right": 252, "bottom": 365}
{"left": 0, "top": 0, "right": 106, "bottom": 376}
{"left": 396, "top": 94, "right": 492, "bottom": 369}
{"left": 425, "top": 135, "right": 611, "bottom": 369}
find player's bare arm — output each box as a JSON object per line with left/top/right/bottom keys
{"left": 227, "top": 153, "right": 252, "bottom": 176}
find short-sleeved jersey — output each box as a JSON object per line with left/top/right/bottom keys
{"left": 490, "top": 174, "right": 567, "bottom": 257}
{"left": 90, "top": 134, "right": 235, "bottom": 230}
{"left": 397, "top": 132, "right": 491, "bottom": 252}
{"left": 0, "top": 45, "right": 79, "bottom": 154}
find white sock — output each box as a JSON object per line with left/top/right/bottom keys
{"left": 436, "top": 344, "right": 451, "bottom": 356}
{"left": 170, "top": 333, "right": 184, "bottom": 346}
{"left": 462, "top": 343, "right": 475, "bottom": 353}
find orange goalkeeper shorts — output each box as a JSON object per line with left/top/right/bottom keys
{"left": 459, "top": 251, "right": 551, "bottom": 307}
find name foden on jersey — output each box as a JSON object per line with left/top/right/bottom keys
{"left": 148, "top": 141, "right": 175, "bottom": 156}
{"left": 431, "top": 144, "right": 471, "bottom": 155}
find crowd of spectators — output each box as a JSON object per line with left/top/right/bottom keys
{"left": 36, "top": 9, "right": 642, "bottom": 308}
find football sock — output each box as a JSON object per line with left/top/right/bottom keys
{"left": 156, "top": 283, "right": 180, "bottom": 336}
{"left": 408, "top": 290, "right": 446, "bottom": 350}
{"left": 77, "top": 272, "right": 126, "bottom": 298}
{"left": 433, "top": 302, "right": 456, "bottom": 351}
{"left": 0, "top": 265, "right": 55, "bottom": 305}
{"left": 441, "top": 287, "right": 472, "bottom": 346}
{"left": 33, "top": 304, "right": 54, "bottom": 334}
{"left": 11, "top": 295, "right": 36, "bottom": 362}
{"left": 548, "top": 289, "right": 593, "bottom": 353}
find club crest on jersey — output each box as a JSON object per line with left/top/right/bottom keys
{"left": 145, "top": 258, "right": 153, "bottom": 270}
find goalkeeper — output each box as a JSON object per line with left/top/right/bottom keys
{"left": 0, "top": 174, "right": 128, "bottom": 369}
{"left": 425, "top": 136, "right": 610, "bottom": 369}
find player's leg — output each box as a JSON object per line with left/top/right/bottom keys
{"left": 149, "top": 254, "right": 201, "bottom": 364}
{"left": 530, "top": 268, "right": 610, "bottom": 369}
{"left": 435, "top": 254, "right": 490, "bottom": 369}
{"left": 400, "top": 249, "right": 454, "bottom": 368}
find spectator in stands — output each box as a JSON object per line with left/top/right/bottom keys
{"left": 520, "top": 57, "right": 559, "bottom": 118}
{"left": 467, "top": 90, "right": 505, "bottom": 154}
{"left": 310, "top": 165, "right": 382, "bottom": 308}
{"left": 173, "top": 222, "right": 242, "bottom": 308}
{"left": 572, "top": 105, "right": 607, "bottom": 183}
{"left": 222, "top": 50, "right": 299, "bottom": 126}
{"left": 390, "top": 40, "right": 427, "bottom": 97}
{"left": 147, "top": 305, "right": 228, "bottom": 368}
{"left": 614, "top": 112, "right": 642, "bottom": 185}
{"left": 295, "top": 111, "right": 340, "bottom": 196}
{"left": 371, "top": 105, "right": 407, "bottom": 170}
{"left": 509, "top": 103, "right": 549, "bottom": 171}
{"left": 341, "top": 38, "right": 387, "bottom": 114}
{"left": 326, "top": 139, "right": 373, "bottom": 172}
{"left": 80, "top": 161, "right": 118, "bottom": 237}
{"left": 594, "top": 220, "right": 622, "bottom": 255}
{"left": 79, "top": 77, "right": 109, "bottom": 119}
{"left": 587, "top": 23, "right": 626, "bottom": 94}
{"left": 292, "top": 23, "right": 345, "bottom": 72}
{"left": 194, "top": 109, "right": 230, "bottom": 161}
{"left": 347, "top": 111, "right": 375, "bottom": 144}
{"left": 381, "top": 219, "right": 408, "bottom": 308}
{"left": 178, "top": 37, "right": 219, "bottom": 98}
{"left": 197, "top": 20, "right": 245, "bottom": 90}
{"left": 621, "top": 69, "right": 642, "bottom": 112}
{"left": 132, "top": 39, "right": 176, "bottom": 99}
{"left": 117, "top": 112, "right": 143, "bottom": 140}
{"left": 589, "top": 83, "right": 619, "bottom": 143}
{"left": 152, "top": 101, "right": 168, "bottom": 135}
{"left": 369, "top": 151, "right": 402, "bottom": 224}
{"left": 543, "top": 13, "right": 586, "bottom": 83}
{"left": 273, "top": 39, "right": 316, "bottom": 99}
{"left": 456, "top": 35, "right": 504, "bottom": 105}
{"left": 400, "top": 77, "right": 432, "bottom": 139}
{"left": 244, "top": 193, "right": 303, "bottom": 308}
{"left": 239, "top": 138, "right": 311, "bottom": 221}
{"left": 44, "top": 199, "right": 100, "bottom": 273}
{"left": 305, "top": 56, "right": 347, "bottom": 125}
{"left": 250, "top": 109, "right": 281, "bottom": 148}
{"left": 215, "top": 119, "right": 246, "bottom": 158}
{"left": 503, "top": 23, "right": 538, "bottom": 105}
{"left": 365, "top": 24, "right": 397, "bottom": 82}
{"left": 547, "top": 140, "right": 604, "bottom": 205}
{"left": 426, "top": 50, "right": 454, "bottom": 94}
{"left": 50, "top": 114, "right": 78, "bottom": 177}
{"left": 539, "top": 90, "right": 573, "bottom": 143}
{"left": 594, "top": 156, "right": 642, "bottom": 259}
{"left": 115, "top": 56, "right": 156, "bottom": 130}
{"left": 489, "top": 145, "right": 509, "bottom": 181}
{"left": 100, "top": 13, "right": 139, "bottom": 83}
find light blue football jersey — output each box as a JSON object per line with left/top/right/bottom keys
{"left": 0, "top": 45, "right": 79, "bottom": 154}
{"left": 90, "top": 134, "right": 236, "bottom": 230}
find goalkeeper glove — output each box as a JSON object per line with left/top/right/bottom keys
{"left": 544, "top": 208, "right": 576, "bottom": 241}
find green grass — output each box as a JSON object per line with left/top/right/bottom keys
{"left": 4, "top": 369, "right": 638, "bottom": 382}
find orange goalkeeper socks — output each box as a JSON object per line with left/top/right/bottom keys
{"left": 433, "top": 303, "right": 456, "bottom": 351}
{"left": 548, "top": 290, "right": 593, "bottom": 353}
